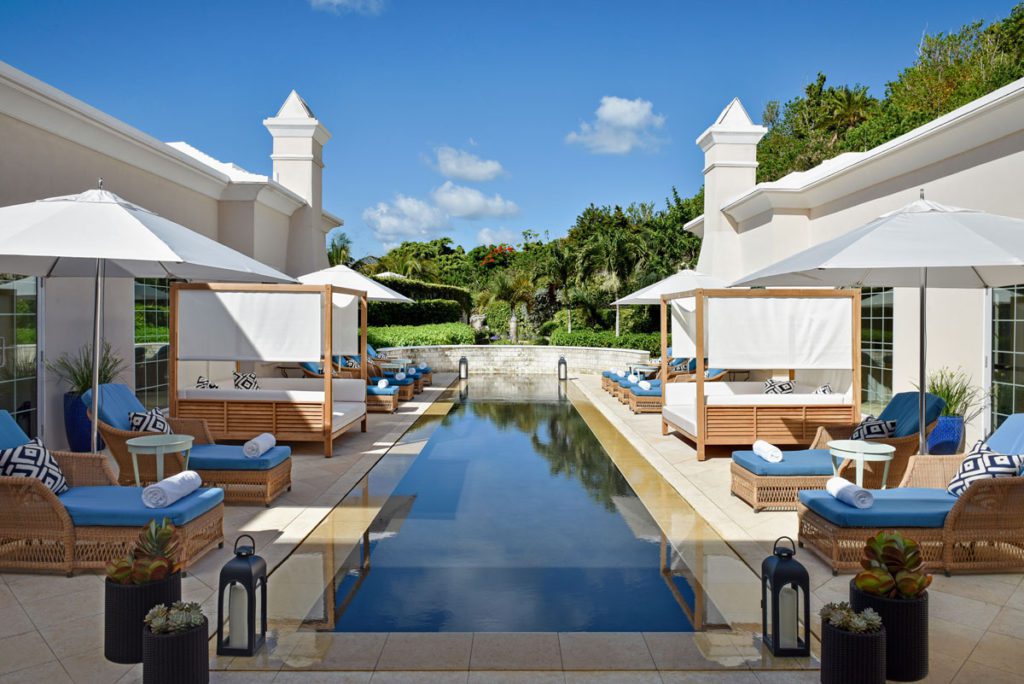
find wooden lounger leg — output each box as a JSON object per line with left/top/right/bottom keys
{"left": 324, "top": 436, "right": 333, "bottom": 458}
{"left": 661, "top": 419, "right": 669, "bottom": 436}
{"left": 697, "top": 442, "right": 706, "bottom": 462}
{"left": 361, "top": 417, "right": 367, "bottom": 432}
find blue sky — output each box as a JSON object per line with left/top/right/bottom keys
{"left": 0, "top": 0, "right": 1016, "bottom": 259}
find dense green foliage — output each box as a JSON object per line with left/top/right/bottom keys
{"left": 549, "top": 330, "right": 662, "bottom": 355}
{"left": 342, "top": 5, "right": 1024, "bottom": 350}
{"left": 374, "top": 273, "right": 473, "bottom": 314}
{"left": 367, "top": 299, "right": 463, "bottom": 326}
{"left": 367, "top": 323, "right": 476, "bottom": 347}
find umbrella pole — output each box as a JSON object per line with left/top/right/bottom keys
{"left": 615, "top": 305, "right": 620, "bottom": 337}
{"left": 90, "top": 258, "right": 105, "bottom": 453}
{"left": 919, "top": 268, "right": 928, "bottom": 455}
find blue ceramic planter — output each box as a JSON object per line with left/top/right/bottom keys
{"left": 927, "top": 415, "right": 964, "bottom": 455}
{"left": 63, "top": 392, "right": 103, "bottom": 452}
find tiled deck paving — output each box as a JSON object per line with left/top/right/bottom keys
{"left": 2, "top": 372, "right": 1022, "bottom": 683}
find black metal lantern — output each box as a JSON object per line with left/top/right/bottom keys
{"left": 216, "top": 535, "right": 267, "bottom": 657}
{"left": 558, "top": 356, "right": 567, "bottom": 381}
{"left": 459, "top": 356, "right": 469, "bottom": 379}
{"left": 761, "top": 536, "right": 810, "bottom": 657}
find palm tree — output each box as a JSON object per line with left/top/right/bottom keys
{"left": 825, "top": 86, "right": 876, "bottom": 145}
{"left": 490, "top": 269, "right": 536, "bottom": 342}
{"left": 541, "top": 240, "right": 577, "bottom": 332}
{"left": 326, "top": 231, "right": 353, "bottom": 267}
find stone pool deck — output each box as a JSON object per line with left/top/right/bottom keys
{"left": 572, "top": 374, "right": 1024, "bottom": 684}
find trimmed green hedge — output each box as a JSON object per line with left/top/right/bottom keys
{"left": 549, "top": 329, "right": 661, "bottom": 354}
{"left": 368, "top": 299, "right": 462, "bottom": 326}
{"left": 374, "top": 276, "right": 473, "bottom": 313}
{"left": 367, "top": 323, "right": 475, "bottom": 347}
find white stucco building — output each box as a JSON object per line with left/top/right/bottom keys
{"left": 0, "top": 61, "right": 340, "bottom": 447}
{"left": 689, "top": 77, "right": 1024, "bottom": 441}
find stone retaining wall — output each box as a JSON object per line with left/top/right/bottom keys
{"left": 376, "top": 345, "right": 651, "bottom": 375}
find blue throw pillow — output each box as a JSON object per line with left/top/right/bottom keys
{"left": 851, "top": 416, "right": 896, "bottom": 441}
{"left": 947, "top": 440, "right": 1024, "bottom": 497}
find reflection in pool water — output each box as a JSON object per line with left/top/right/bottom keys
{"left": 323, "top": 388, "right": 706, "bottom": 632}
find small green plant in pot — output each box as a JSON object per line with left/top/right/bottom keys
{"left": 819, "top": 602, "right": 886, "bottom": 684}
{"left": 46, "top": 341, "right": 127, "bottom": 452}
{"left": 143, "top": 602, "right": 209, "bottom": 684}
{"left": 850, "top": 531, "right": 932, "bottom": 682}
{"left": 925, "top": 367, "right": 985, "bottom": 454}
{"left": 104, "top": 519, "right": 183, "bottom": 665}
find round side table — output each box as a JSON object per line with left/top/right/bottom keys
{"left": 827, "top": 439, "right": 896, "bottom": 488}
{"left": 124, "top": 433, "right": 194, "bottom": 486}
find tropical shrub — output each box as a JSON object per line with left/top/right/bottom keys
{"left": 549, "top": 329, "right": 661, "bottom": 355}
{"left": 374, "top": 276, "right": 473, "bottom": 314}
{"left": 367, "top": 323, "right": 475, "bottom": 348}
{"left": 368, "top": 299, "right": 463, "bottom": 326}
{"left": 484, "top": 300, "right": 512, "bottom": 336}
{"left": 926, "top": 367, "right": 986, "bottom": 420}
{"left": 48, "top": 342, "right": 128, "bottom": 396}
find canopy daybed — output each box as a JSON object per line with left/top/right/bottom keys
{"left": 659, "top": 288, "right": 861, "bottom": 461}
{"left": 170, "top": 283, "right": 368, "bottom": 457}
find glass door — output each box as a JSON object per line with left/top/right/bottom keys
{"left": 0, "top": 275, "right": 39, "bottom": 438}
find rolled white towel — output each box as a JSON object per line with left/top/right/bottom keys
{"left": 638, "top": 380, "right": 652, "bottom": 391}
{"left": 753, "top": 439, "right": 783, "bottom": 463}
{"left": 418, "top": 362, "right": 427, "bottom": 370}
{"left": 407, "top": 366, "right": 417, "bottom": 374}
{"left": 627, "top": 374, "right": 639, "bottom": 383}
{"left": 243, "top": 433, "right": 276, "bottom": 458}
{"left": 142, "top": 471, "right": 201, "bottom": 509}
{"left": 826, "top": 477, "right": 874, "bottom": 509}
{"left": 377, "top": 378, "right": 390, "bottom": 389}
{"left": 614, "top": 370, "right": 625, "bottom": 377}
{"left": 395, "top": 372, "right": 407, "bottom": 381}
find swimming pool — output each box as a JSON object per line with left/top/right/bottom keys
{"left": 284, "top": 379, "right": 718, "bottom": 632}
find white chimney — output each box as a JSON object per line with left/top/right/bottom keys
{"left": 263, "top": 90, "right": 331, "bottom": 274}
{"left": 694, "top": 98, "right": 766, "bottom": 282}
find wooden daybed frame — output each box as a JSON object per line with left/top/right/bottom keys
{"left": 170, "top": 283, "right": 368, "bottom": 458}
{"left": 659, "top": 288, "right": 862, "bottom": 461}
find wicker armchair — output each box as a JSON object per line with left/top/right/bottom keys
{"left": 798, "top": 453, "right": 1024, "bottom": 574}
{"left": 0, "top": 451, "right": 223, "bottom": 576}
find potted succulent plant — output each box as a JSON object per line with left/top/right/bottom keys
{"left": 849, "top": 531, "right": 932, "bottom": 681}
{"left": 819, "top": 601, "right": 886, "bottom": 684}
{"left": 104, "top": 519, "right": 183, "bottom": 664}
{"left": 142, "top": 601, "right": 209, "bottom": 684}
{"left": 924, "top": 367, "right": 985, "bottom": 454}
{"left": 47, "top": 341, "right": 127, "bottom": 451}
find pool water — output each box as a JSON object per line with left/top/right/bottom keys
{"left": 323, "top": 383, "right": 707, "bottom": 632}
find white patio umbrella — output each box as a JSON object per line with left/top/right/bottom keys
{"left": 611, "top": 270, "right": 727, "bottom": 337}
{"left": 0, "top": 187, "right": 295, "bottom": 450}
{"left": 733, "top": 196, "right": 1024, "bottom": 453}
{"left": 298, "top": 264, "right": 413, "bottom": 302}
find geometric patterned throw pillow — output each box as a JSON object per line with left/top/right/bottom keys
{"left": 763, "top": 379, "right": 795, "bottom": 394}
{"left": 851, "top": 415, "right": 897, "bottom": 441}
{"left": 195, "top": 376, "right": 219, "bottom": 389}
{"left": 815, "top": 384, "right": 834, "bottom": 395}
{"left": 344, "top": 357, "right": 359, "bottom": 368}
{"left": 233, "top": 371, "right": 259, "bottom": 390}
{"left": 129, "top": 408, "right": 171, "bottom": 434}
{"left": 947, "top": 440, "right": 1024, "bottom": 497}
{"left": 0, "top": 438, "right": 69, "bottom": 495}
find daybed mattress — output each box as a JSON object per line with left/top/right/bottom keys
{"left": 705, "top": 393, "right": 852, "bottom": 406}
{"left": 332, "top": 401, "right": 366, "bottom": 431}
{"left": 662, "top": 405, "right": 697, "bottom": 435}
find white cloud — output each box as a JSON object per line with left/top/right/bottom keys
{"left": 566, "top": 95, "right": 666, "bottom": 154}
{"left": 432, "top": 181, "right": 519, "bottom": 219}
{"left": 435, "top": 146, "right": 504, "bottom": 182}
{"left": 310, "top": 0, "right": 385, "bottom": 15}
{"left": 477, "top": 227, "right": 519, "bottom": 246}
{"left": 362, "top": 194, "right": 448, "bottom": 244}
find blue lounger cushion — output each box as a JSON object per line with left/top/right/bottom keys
{"left": 58, "top": 486, "right": 224, "bottom": 527}
{"left": 188, "top": 444, "right": 290, "bottom": 471}
{"left": 0, "top": 411, "right": 31, "bottom": 450}
{"left": 986, "top": 414, "right": 1024, "bottom": 456}
{"left": 367, "top": 385, "right": 399, "bottom": 396}
{"left": 631, "top": 387, "right": 663, "bottom": 397}
{"left": 300, "top": 361, "right": 323, "bottom": 375}
{"left": 81, "top": 384, "right": 146, "bottom": 431}
{"left": 371, "top": 376, "right": 413, "bottom": 386}
{"left": 878, "top": 391, "right": 946, "bottom": 438}
{"left": 799, "top": 488, "right": 956, "bottom": 528}
{"left": 731, "top": 449, "right": 835, "bottom": 477}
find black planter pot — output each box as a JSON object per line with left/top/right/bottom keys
{"left": 820, "top": 620, "right": 886, "bottom": 684}
{"left": 142, "top": 619, "right": 209, "bottom": 684}
{"left": 64, "top": 392, "right": 103, "bottom": 452}
{"left": 104, "top": 573, "right": 182, "bottom": 664}
{"left": 850, "top": 580, "right": 929, "bottom": 681}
